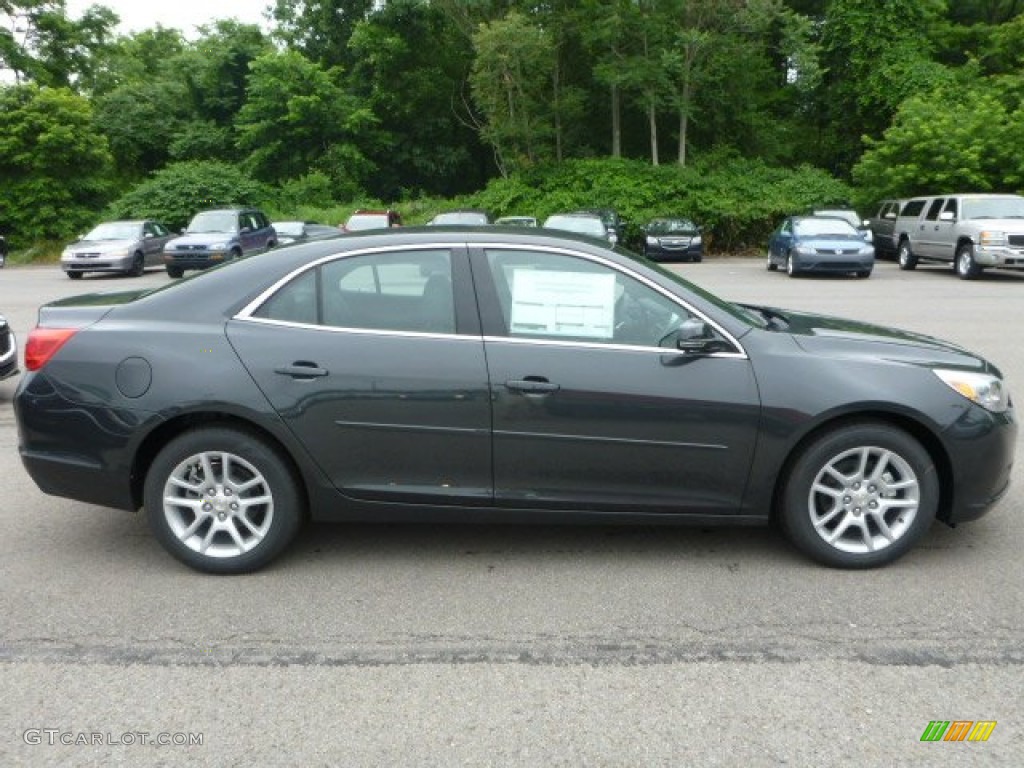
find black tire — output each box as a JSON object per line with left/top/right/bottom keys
{"left": 766, "top": 252, "right": 777, "bottom": 271}
{"left": 856, "top": 270, "right": 871, "bottom": 279}
{"left": 779, "top": 422, "right": 938, "bottom": 568}
{"left": 166, "top": 266, "right": 184, "bottom": 278}
{"left": 691, "top": 254, "right": 702, "bottom": 263}
{"left": 897, "top": 240, "right": 917, "bottom": 270}
{"left": 955, "top": 243, "right": 981, "bottom": 280}
{"left": 230, "top": 248, "right": 243, "bottom": 261}
{"left": 67, "top": 271, "right": 83, "bottom": 279}
{"left": 144, "top": 427, "right": 304, "bottom": 574}
{"left": 128, "top": 252, "right": 145, "bottom": 277}
{"left": 786, "top": 252, "right": 800, "bottom": 277}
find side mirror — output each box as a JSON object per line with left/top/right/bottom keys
{"left": 663, "top": 318, "right": 729, "bottom": 354}
{"left": 240, "top": 226, "right": 252, "bottom": 234}
{"left": 884, "top": 212, "right": 896, "bottom": 219}
{"left": 939, "top": 211, "right": 954, "bottom": 221}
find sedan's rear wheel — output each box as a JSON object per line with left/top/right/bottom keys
{"left": 144, "top": 427, "right": 303, "bottom": 573}
{"left": 779, "top": 422, "right": 938, "bottom": 568}
{"left": 128, "top": 252, "right": 145, "bottom": 277}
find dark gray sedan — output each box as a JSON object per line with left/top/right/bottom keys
{"left": 15, "top": 229, "right": 1015, "bottom": 573}
{"left": 767, "top": 216, "right": 875, "bottom": 278}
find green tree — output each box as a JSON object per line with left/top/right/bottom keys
{"left": 235, "top": 50, "right": 376, "bottom": 201}
{"left": 347, "top": 0, "right": 490, "bottom": 198}
{"left": 1, "top": 0, "right": 117, "bottom": 88}
{"left": 852, "top": 70, "right": 1024, "bottom": 204}
{"left": 107, "top": 160, "right": 268, "bottom": 231}
{"left": 271, "top": 0, "right": 375, "bottom": 68}
{"left": 469, "top": 11, "right": 557, "bottom": 175}
{"left": 0, "top": 83, "right": 114, "bottom": 242}
{"left": 818, "top": 0, "right": 949, "bottom": 175}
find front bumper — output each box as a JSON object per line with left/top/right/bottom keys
{"left": 164, "top": 251, "right": 230, "bottom": 270}
{"left": 974, "top": 245, "right": 1024, "bottom": 268}
{"left": 61, "top": 255, "right": 133, "bottom": 274}
{"left": 942, "top": 404, "right": 1017, "bottom": 523}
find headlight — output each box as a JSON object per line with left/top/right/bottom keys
{"left": 692, "top": 235, "right": 702, "bottom": 245}
{"left": 795, "top": 244, "right": 816, "bottom": 256}
{"left": 979, "top": 230, "right": 1007, "bottom": 246}
{"left": 934, "top": 369, "right": 1010, "bottom": 413}
{"left": 61, "top": 249, "right": 73, "bottom": 258}
{"left": 209, "top": 242, "right": 230, "bottom": 251}
{"left": 859, "top": 245, "right": 875, "bottom": 256}
{"left": 646, "top": 236, "right": 657, "bottom": 245}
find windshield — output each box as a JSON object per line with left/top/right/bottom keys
{"left": 813, "top": 210, "right": 859, "bottom": 228}
{"left": 431, "top": 212, "right": 489, "bottom": 225}
{"left": 187, "top": 211, "right": 237, "bottom": 234}
{"left": 345, "top": 214, "right": 389, "bottom": 231}
{"left": 544, "top": 215, "right": 607, "bottom": 238}
{"left": 274, "top": 222, "right": 305, "bottom": 237}
{"left": 794, "top": 218, "right": 858, "bottom": 237}
{"left": 647, "top": 218, "right": 697, "bottom": 235}
{"left": 962, "top": 196, "right": 1024, "bottom": 219}
{"left": 83, "top": 222, "right": 142, "bottom": 241}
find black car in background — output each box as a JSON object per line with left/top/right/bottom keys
{"left": 14, "top": 229, "right": 1015, "bottom": 573}
{"left": 0, "top": 313, "right": 17, "bottom": 380}
{"left": 641, "top": 217, "right": 703, "bottom": 262}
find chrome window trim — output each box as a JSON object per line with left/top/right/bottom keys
{"left": 235, "top": 242, "right": 463, "bottom": 321}
{"left": 477, "top": 242, "right": 748, "bottom": 359}
{"left": 481, "top": 334, "right": 745, "bottom": 359}
{"left": 234, "top": 240, "right": 748, "bottom": 359}
{"left": 237, "top": 315, "right": 477, "bottom": 343}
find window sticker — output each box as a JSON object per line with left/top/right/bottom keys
{"left": 509, "top": 269, "right": 616, "bottom": 339}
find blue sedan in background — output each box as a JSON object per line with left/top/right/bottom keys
{"left": 767, "top": 216, "right": 875, "bottom": 278}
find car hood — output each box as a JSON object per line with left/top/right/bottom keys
{"left": 66, "top": 238, "right": 138, "bottom": 253}
{"left": 167, "top": 233, "right": 236, "bottom": 247}
{"left": 774, "top": 308, "right": 992, "bottom": 373}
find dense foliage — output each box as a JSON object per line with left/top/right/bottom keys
{"left": 3, "top": 0, "right": 1024, "bottom": 252}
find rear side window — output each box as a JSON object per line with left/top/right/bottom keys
{"left": 925, "top": 199, "right": 945, "bottom": 221}
{"left": 901, "top": 200, "right": 926, "bottom": 218}
{"left": 254, "top": 250, "right": 456, "bottom": 335}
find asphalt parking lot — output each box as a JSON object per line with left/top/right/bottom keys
{"left": 1, "top": 258, "right": 1021, "bottom": 766}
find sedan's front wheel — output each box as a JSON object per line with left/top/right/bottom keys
{"left": 779, "top": 422, "right": 938, "bottom": 568}
{"left": 955, "top": 244, "right": 982, "bottom": 280}
{"left": 144, "top": 427, "right": 304, "bottom": 573}
{"left": 786, "top": 252, "right": 799, "bottom": 277}
{"left": 766, "top": 252, "right": 777, "bottom": 271}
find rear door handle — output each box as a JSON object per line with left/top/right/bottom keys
{"left": 505, "top": 377, "right": 559, "bottom": 395}
{"left": 275, "top": 361, "right": 329, "bottom": 380}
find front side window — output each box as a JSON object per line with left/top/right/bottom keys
{"left": 484, "top": 249, "right": 691, "bottom": 348}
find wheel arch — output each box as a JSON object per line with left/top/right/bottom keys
{"left": 130, "top": 411, "right": 311, "bottom": 517}
{"left": 768, "top": 410, "right": 954, "bottom": 526}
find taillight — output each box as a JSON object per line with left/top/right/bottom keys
{"left": 24, "top": 328, "right": 79, "bottom": 371}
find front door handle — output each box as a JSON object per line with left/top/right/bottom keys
{"left": 506, "top": 377, "right": 560, "bottom": 395}
{"left": 275, "top": 361, "right": 329, "bottom": 380}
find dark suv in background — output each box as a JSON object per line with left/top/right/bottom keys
{"left": 163, "top": 207, "right": 277, "bottom": 278}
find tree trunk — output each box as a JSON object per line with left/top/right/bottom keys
{"left": 611, "top": 83, "right": 621, "bottom": 157}
{"left": 677, "top": 109, "right": 687, "bottom": 167}
{"left": 648, "top": 97, "right": 659, "bottom": 166}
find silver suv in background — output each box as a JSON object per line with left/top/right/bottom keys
{"left": 895, "top": 193, "right": 1024, "bottom": 279}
